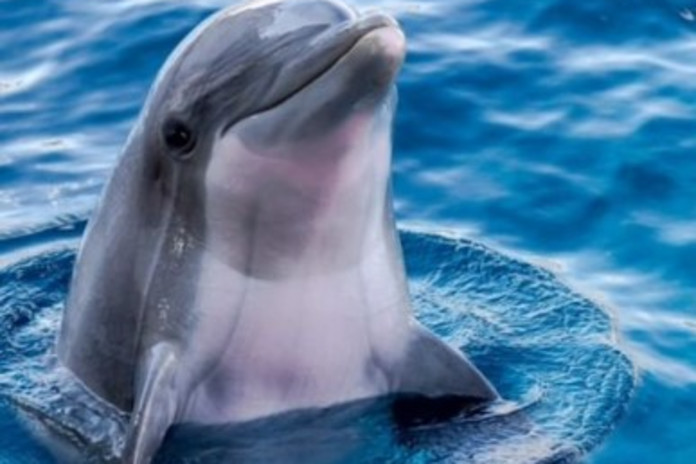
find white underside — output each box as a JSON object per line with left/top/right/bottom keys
{"left": 178, "top": 250, "right": 410, "bottom": 424}
{"left": 177, "top": 112, "right": 409, "bottom": 424}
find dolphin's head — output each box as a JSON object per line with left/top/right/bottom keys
{"left": 136, "top": 0, "right": 406, "bottom": 274}
{"left": 143, "top": 0, "right": 404, "bottom": 155}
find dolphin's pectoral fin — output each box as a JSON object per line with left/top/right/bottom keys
{"left": 122, "top": 343, "right": 179, "bottom": 464}
{"left": 392, "top": 322, "right": 499, "bottom": 403}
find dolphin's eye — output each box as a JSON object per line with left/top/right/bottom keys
{"left": 162, "top": 118, "right": 196, "bottom": 158}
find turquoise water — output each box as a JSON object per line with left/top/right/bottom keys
{"left": 0, "top": 0, "right": 693, "bottom": 462}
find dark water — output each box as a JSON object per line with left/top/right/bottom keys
{"left": 0, "top": 0, "right": 693, "bottom": 462}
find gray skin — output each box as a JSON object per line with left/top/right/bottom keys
{"left": 56, "top": 0, "right": 498, "bottom": 462}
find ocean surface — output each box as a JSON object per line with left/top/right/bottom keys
{"left": 0, "top": 0, "right": 693, "bottom": 463}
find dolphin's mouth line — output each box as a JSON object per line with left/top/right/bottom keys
{"left": 278, "top": 14, "right": 399, "bottom": 102}
{"left": 222, "top": 13, "right": 398, "bottom": 134}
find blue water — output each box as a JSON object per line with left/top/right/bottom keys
{"left": 0, "top": 0, "right": 693, "bottom": 462}
{"left": 0, "top": 229, "right": 631, "bottom": 463}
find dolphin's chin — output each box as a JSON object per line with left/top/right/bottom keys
{"left": 301, "top": 21, "right": 405, "bottom": 99}
{"left": 343, "top": 24, "right": 406, "bottom": 85}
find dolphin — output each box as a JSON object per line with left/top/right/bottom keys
{"left": 56, "top": 0, "right": 498, "bottom": 462}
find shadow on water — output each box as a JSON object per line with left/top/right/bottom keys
{"left": 153, "top": 395, "right": 579, "bottom": 464}
{"left": 0, "top": 222, "right": 634, "bottom": 463}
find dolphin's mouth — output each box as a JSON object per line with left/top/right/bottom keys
{"left": 222, "top": 12, "right": 400, "bottom": 132}
{"left": 270, "top": 13, "right": 400, "bottom": 105}
{"left": 274, "top": 13, "right": 400, "bottom": 102}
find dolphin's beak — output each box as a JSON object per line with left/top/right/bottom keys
{"left": 224, "top": 9, "right": 405, "bottom": 146}
{"left": 253, "top": 11, "right": 403, "bottom": 115}
{"left": 215, "top": 1, "right": 405, "bottom": 134}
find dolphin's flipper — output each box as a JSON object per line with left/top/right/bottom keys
{"left": 122, "top": 344, "right": 179, "bottom": 464}
{"left": 395, "top": 323, "right": 499, "bottom": 401}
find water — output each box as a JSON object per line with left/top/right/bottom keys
{"left": 0, "top": 0, "right": 693, "bottom": 462}
{"left": 0, "top": 229, "right": 631, "bottom": 463}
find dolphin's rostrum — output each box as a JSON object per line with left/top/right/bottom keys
{"left": 57, "top": 0, "right": 498, "bottom": 462}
